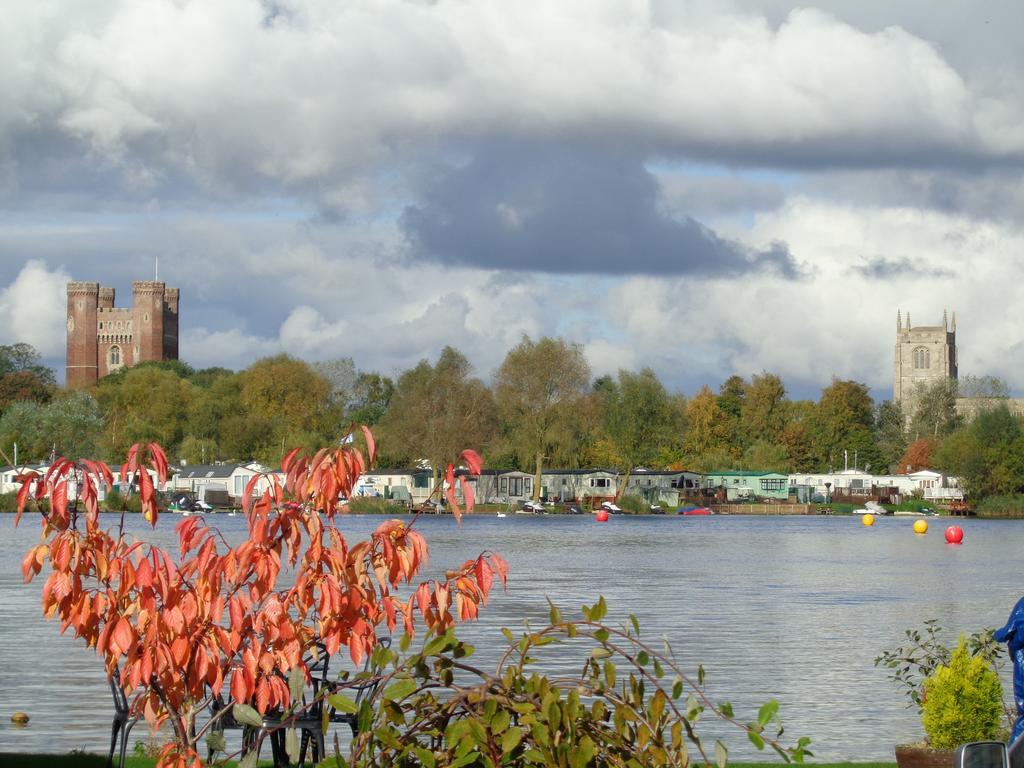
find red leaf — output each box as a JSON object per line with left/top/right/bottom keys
{"left": 255, "top": 679, "right": 271, "bottom": 714}
{"left": 489, "top": 553, "right": 509, "bottom": 589}
{"left": 148, "top": 443, "right": 169, "bottom": 483}
{"left": 460, "top": 449, "right": 483, "bottom": 476}
{"left": 360, "top": 425, "right": 376, "bottom": 466}
{"left": 281, "top": 447, "right": 302, "bottom": 473}
{"left": 474, "top": 556, "right": 493, "bottom": 599}
{"left": 51, "top": 481, "right": 68, "bottom": 521}
{"left": 459, "top": 476, "right": 475, "bottom": 513}
{"left": 14, "top": 472, "right": 38, "bottom": 526}
{"left": 242, "top": 474, "right": 260, "bottom": 516}
{"left": 445, "top": 486, "right": 461, "bottom": 524}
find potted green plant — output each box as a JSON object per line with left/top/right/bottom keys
{"left": 877, "top": 622, "right": 1008, "bottom": 768}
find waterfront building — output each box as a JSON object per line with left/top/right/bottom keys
{"left": 66, "top": 280, "right": 180, "bottom": 388}
{"left": 702, "top": 470, "right": 789, "bottom": 501}
{"left": 356, "top": 468, "right": 433, "bottom": 506}
{"left": 787, "top": 469, "right": 962, "bottom": 503}
{"left": 624, "top": 469, "right": 701, "bottom": 504}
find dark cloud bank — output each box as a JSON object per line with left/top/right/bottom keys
{"left": 402, "top": 142, "right": 800, "bottom": 277}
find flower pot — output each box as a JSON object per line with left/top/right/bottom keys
{"left": 895, "top": 743, "right": 956, "bottom": 768}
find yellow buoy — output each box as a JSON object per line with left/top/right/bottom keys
{"left": 11, "top": 712, "right": 29, "bottom": 725}
{"left": 862, "top": 513, "right": 875, "bottom": 527}
{"left": 913, "top": 519, "right": 928, "bottom": 534}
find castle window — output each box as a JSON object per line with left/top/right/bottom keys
{"left": 109, "top": 345, "right": 121, "bottom": 367}
{"left": 913, "top": 347, "right": 930, "bottom": 369}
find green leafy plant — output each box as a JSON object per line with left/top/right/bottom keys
{"left": 921, "top": 639, "right": 1003, "bottom": 749}
{"left": 331, "top": 597, "right": 812, "bottom": 768}
{"left": 615, "top": 494, "right": 648, "bottom": 514}
{"left": 874, "top": 619, "right": 1004, "bottom": 715}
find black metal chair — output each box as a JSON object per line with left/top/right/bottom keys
{"left": 107, "top": 665, "right": 139, "bottom": 768}
{"left": 208, "top": 638, "right": 389, "bottom": 768}
{"left": 297, "top": 637, "right": 391, "bottom": 764}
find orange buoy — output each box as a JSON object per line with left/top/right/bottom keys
{"left": 945, "top": 525, "right": 964, "bottom": 544}
{"left": 861, "top": 513, "right": 875, "bottom": 527}
{"left": 913, "top": 519, "right": 928, "bottom": 535}
{"left": 595, "top": 509, "right": 609, "bottom": 522}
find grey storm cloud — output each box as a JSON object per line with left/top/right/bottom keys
{"left": 401, "top": 143, "right": 800, "bottom": 277}
{"left": 853, "top": 256, "right": 955, "bottom": 280}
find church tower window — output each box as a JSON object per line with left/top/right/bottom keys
{"left": 913, "top": 346, "right": 930, "bottom": 369}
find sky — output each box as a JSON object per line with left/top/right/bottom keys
{"left": 2, "top": 0, "right": 1024, "bottom": 400}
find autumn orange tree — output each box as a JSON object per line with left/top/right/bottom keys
{"left": 16, "top": 428, "right": 504, "bottom": 768}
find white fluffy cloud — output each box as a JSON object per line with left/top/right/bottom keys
{"left": 0, "top": 260, "right": 71, "bottom": 357}
{"left": 0, "top": 0, "right": 1019, "bottom": 203}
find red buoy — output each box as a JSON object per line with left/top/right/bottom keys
{"left": 945, "top": 525, "right": 964, "bottom": 544}
{"left": 595, "top": 509, "right": 609, "bottom": 522}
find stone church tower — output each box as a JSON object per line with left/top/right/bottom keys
{"left": 66, "top": 281, "right": 179, "bottom": 388}
{"left": 893, "top": 310, "right": 957, "bottom": 416}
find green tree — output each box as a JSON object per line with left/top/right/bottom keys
{"left": 39, "top": 391, "right": 104, "bottom": 459}
{"left": 779, "top": 400, "right": 816, "bottom": 471}
{"left": 240, "top": 355, "right": 333, "bottom": 433}
{"left": 717, "top": 375, "right": 746, "bottom": 419}
{"left": 348, "top": 372, "right": 395, "bottom": 426}
{"left": 935, "top": 405, "right": 1024, "bottom": 498}
{"left": 874, "top": 400, "right": 907, "bottom": 473}
{"left": 494, "top": 337, "right": 590, "bottom": 501}
{"left": 909, "top": 379, "right": 961, "bottom": 440}
{"left": 681, "top": 386, "right": 732, "bottom": 471}
{"left": 0, "top": 401, "right": 46, "bottom": 462}
{"left": 717, "top": 374, "right": 746, "bottom": 451}
{"left": 0, "top": 370, "right": 53, "bottom": 411}
{"left": 742, "top": 440, "right": 791, "bottom": 472}
{"left": 0, "top": 342, "right": 55, "bottom": 413}
{"left": 741, "top": 372, "right": 788, "bottom": 444}
{"left": 378, "top": 347, "right": 497, "bottom": 484}
{"left": 602, "top": 368, "right": 681, "bottom": 496}
{"left": 96, "top": 365, "right": 197, "bottom": 459}
{"left": 808, "top": 378, "right": 880, "bottom": 471}
{"left": 0, "top": 342, "right": 56, "bottom": 384}
{"left": 179, "top": 435, "right": 220, "bottom": 465}
{"left": 959, "top": 375, "right": 1009, "bottom": 399}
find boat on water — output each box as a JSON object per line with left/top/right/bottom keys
{"left": 676, "top": 504, "right": 713, "bottom": 516}
{"left": 855, "top": 501, "right": 892, "bottom": 516}
{"left": 516, "top": 501, "right": 545, "bottom": 514}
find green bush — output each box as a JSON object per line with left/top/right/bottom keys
{"left": 921, "top": 638, "right": 1002, "bottom": 749}
{"left": 343, "top": 597, "right": 813, "bottom": 767}
{"left": 616, "top": 494, "right": 648, "bottom": 514}
{"left": 0, "top": 492, "right": 48, "bottom": 514}
{"left": 103, "top": 488, "right": 142, "bottom": 513}
{"left": 976, "top": 495, "right": 1024, "bottom": 519}
{"left": 346, "top": 496, "right": 409, "bottom": 515}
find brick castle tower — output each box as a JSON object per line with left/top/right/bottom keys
{"left": 66, "top": 281, "right": 179, "bottom": 388}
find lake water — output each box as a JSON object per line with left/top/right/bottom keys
{"left": 1, "top": 511, "right": 1021, "bottom": 761}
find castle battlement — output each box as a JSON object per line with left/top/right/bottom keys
{"left": 66, "top": 280, "right": 180, "bottom": 388}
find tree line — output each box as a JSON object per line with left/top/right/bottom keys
{"left": 0, "top": 339, "right": 1019, "bottom": 500}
